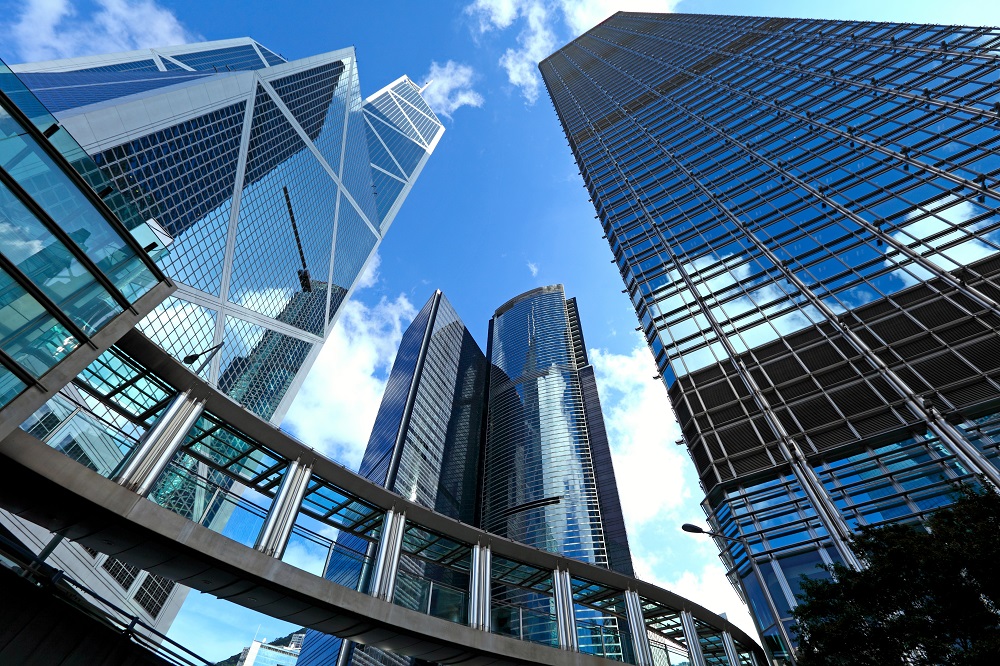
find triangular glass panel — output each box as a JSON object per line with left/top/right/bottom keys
{"left": 395, "top": 94, "right": 441, "bottom": 145}
{"left": 391, "top": 80, "right": 440, "bottom": 124}
{"left": 371, "top": 168, "right": 407, "bottom": 227}
{"left": 364, "top": 118, "right": 406, "bottom": 179}
{"left": 365, "top": 90, "right": 424, "bottom": 145}
{"left": 256, "top": 43, "right": 287, "bottom": 66}
{"left": 366, "top": 114, "right": 427, "bottom": 177}
{"left": 228, "top": 85, "right": 337, "bottom": 336}
{"left": 269, "top": 59, "right": 350, "bottom": 173}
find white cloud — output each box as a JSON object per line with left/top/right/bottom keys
{"left": 466, "top": 0, "right": 677, "bottom": 103}
{"left": 421, "top": 60, "right": 485, "bottom": 119}
{"left": 640, "top": 556, "right": 759, "bottom": 641}
{"left": 527, "top": 261, "right": 539, "bottom": 276}
{"left": 591, "top": 338, "right": 758, "bottom": 644}
{"left": 282, "top": 264, "right": 416, "bottom": 469}
{"left": 4, "top": 0, "right": 198, "bottom": 63}
{"left": 591, "top": 338, "right": 689, "bottom": 526}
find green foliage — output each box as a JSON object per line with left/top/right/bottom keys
{"left": 791, "top": 484, "right": 1000, "bottom": 665}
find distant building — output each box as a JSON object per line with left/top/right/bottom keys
{"left": 301, "top": 286, "right": 633, "bottom": 666}
{"left": 238, "top": 632, "right": 306, "bottom": 666}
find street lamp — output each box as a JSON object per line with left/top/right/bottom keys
{"left": 183, "top": 343, "right": 223, "bottom": 375}
{"left": 681, "top": 523, "right": 795, "bottom": 666}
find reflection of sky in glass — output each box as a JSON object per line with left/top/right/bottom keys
{"left": 543, "top": 14, "right": 1000, "bottom": 387}
{"left": 485, "top": 288, "right": 606, "bottom": 565}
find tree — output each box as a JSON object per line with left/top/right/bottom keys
{"left": 791, "top": 484, "right": 1000, "bottom": 666}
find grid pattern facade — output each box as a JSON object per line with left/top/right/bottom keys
{"left": 483, "top": 286, "right": 609, "bottom": 566}
{"left": 0, "top": 58, "right": 165, "bottom": 414}
{"left": 303, "top": 291, "right": 488, "bottom": 666}
{"left": 543, "top": 12, "right": 1000, "bottom": 663}
{"left": 15, "top": 40, "right": 443, "bottom": 423}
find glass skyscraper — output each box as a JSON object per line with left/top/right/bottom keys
{"left": 301, "top": 290, "right": 488, "bottom": 666}
{"left": 542, "top": 12, "right": 1000, "bottom": 664}
{"left": 13, "top": 38, "right": 444, "bottom": 423}
{"left": 484, "top": 286, "right": 633, "bottom": 576}
{"left": 4, "top": 38, "right": 442, "bottom": 638}
{"left": 301, "top": 287, "right": 634, "bottom": 666}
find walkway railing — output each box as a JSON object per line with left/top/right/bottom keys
{"left": 3, "top": 330, "right": 767, "bottom": 666}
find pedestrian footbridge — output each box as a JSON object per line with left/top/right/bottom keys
{"left": 0, "top": 330, "right": 765, "bottom": 666}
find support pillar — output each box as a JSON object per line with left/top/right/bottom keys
{"left": 721, "top": 631, "right": 741, "bottom": 666}
{"left": 254, "top": 458, "right": 312, "bottom": 558}
{"left": 115, "top": 391, "right": 204, "bottom": 495}
{"left": 468, "top": 543, "right": 491, "bottom": 631}
{"left": 680, "top": 611, "right": 707, "bottom": 666}
{"left": 552, "top": 568, "right": 578, "bottom": 651}
{"left": 624, "top": 589, "right": 653, "bottom": 666}
{"left": 370, "top": 509, "right": 405, "bottom": 602}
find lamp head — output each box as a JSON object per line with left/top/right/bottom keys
{"left": 182, "top": 353, "right": 199, "bottom": 364}
{"left": 681, "top": 523, "right": 706, "bottom": 534}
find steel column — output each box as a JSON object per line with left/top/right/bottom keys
{"left": 680, "top": 611, "right": 707, "bottom": 666}
{"left": 624, "top": 589, "right": 653, "bottom": 666}
{"left": 553, "top": 568, "right": 578, "bottom": 651}
{"left": 255, "top": 458, "right": 312, "bottom": 558}
{"left": 115, "top": 391, "right": 204, "bottom": 495}
{"left": 468, "top": 543, "right": 491, "bottom": 631}
{"left": 721, "top": 630, "right": 741, "bottom": 666}
{"left": 370, "top": 509, "right": 406, "bottom": 602}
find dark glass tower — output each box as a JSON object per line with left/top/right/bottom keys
{"left": 300, "top": 290, "right": 488, "bottom": 666}
{"left": 302, "top": 287, "right": 634, "bottom": 665}
{"left": 542, "top": 12, "right": 1000, "bottom": 664}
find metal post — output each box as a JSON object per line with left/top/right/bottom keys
{"left": 680, "top": 611, "right": 707, "bottom": 666}
{"left": 625, "top": 589, "right": 654, "bottom": 666}
{"left": 553, "top": 568, "right": 578, "bottom": 651}
{"left": 468, "top": 543, "right": 492, "bottom": 631}
{"left": 370, "top": 509, "right": 405, "bottom": 602}
{"left": 721, "top": 631, "right": 741, "bottom": 666}
{"left": 115, "top": 391, "right": 205, "bottom": 495}
{"left": 469, "top": 543, "right": 480, "bottom": 628}
{"left": 255, "top": 459, "right": 312, "bottom": 558}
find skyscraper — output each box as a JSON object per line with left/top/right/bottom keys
{"left": 4, "top": 38, "right": 442, "bottom": 638}
{"left": 542, "top": 12, "right": 1000, "bottom": 664}
{"left": 301, "top": 287, "right": 634, "bottom": 666}
{"left": 484, "top": 286, "right": 633, "bottom": 576}
{"left": 12, "top": 38, "right": 444, "bottom": 423}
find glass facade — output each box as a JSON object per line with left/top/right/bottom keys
{"left": 0, "top": 57, "right": 165, "bottom": 414}
{"left": 484, "top": 286, "right": 609, "bottom": 565}
{"left": 302, "top": 288, "right": 636, "bottom": 666}
{"left": 13, "top": 39, "right": 444, "bottom": 423}
{"left": 301, "top": 291, "right": 488, "bottom": 666}
{"left": 542, "top": 12, "right": 1000, "bottom": 664}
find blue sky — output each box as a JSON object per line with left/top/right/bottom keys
{"left": 3, "top": 0, "right": 1000, "bottom": 660}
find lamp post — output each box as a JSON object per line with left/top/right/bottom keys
{"left": 681, "top": 523, "right": 795, "bottom": 666}
{"left": 183, "top": 342, "right": 223, "bottom": 376}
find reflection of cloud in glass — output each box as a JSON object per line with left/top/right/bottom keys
{"left": 652, "top": 253, "right": 818, "bottom": 374}
{"left": 886, "top": 199, "right": 998, "bottom": 287}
